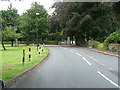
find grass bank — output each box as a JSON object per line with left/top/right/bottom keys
{"left": 0, "top": 45, "right": 49, "bottom": 82}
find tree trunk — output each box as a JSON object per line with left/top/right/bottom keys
{"left": 11, "top": 40, "right": 14, "bottom": 47}
{"left": 75, "top": 36, "right": 86, "bottom": 46}
{"left": 71, "top": 37, "right": 73, "bottom": 44}
{"left": 2, "top": 40, "right": 6, "bottom": 50}
{"left": 75, "top": 38, "right": 80, "bottom": 46}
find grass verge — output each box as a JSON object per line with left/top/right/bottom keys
{"left": 0, "top": 44, "right": 49, "bottom": 82}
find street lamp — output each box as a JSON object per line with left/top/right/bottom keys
{"left": 36, "top": 13, "right": 40, "bottom": 16}
{"left": 36, "top": 12, "right": 39, "bottom": 51}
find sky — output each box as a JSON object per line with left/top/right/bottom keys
{"left": 0, "top": 0, "right": 56, "bottom": 15}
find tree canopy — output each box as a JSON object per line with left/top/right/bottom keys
{"left": 19, "top": 2, "right": 49, "bottom": 43}
{"left": 50, "top": 2, "right": 120, "bottom": 46}
{"left": 0, "top": 4, "right": 20, "bottom": 50}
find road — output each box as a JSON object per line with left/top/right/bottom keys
{"left": 10, "top": 46, "right": 119, "bottom": 88}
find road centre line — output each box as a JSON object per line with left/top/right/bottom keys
{"left": 97, "top": 71, "right": 120, "bottom": 88}
{"left": 88, "top": 55, "right": 115, "bottom": 70}
{"left": 86, "top": 55, "right": 106, "bottom": 66}
{"left": 82, "top": 57, "right": 92, "bottom": 65}
{"left": 76, "top": 53, "right": 82, "bottom": 56}
{"left": 87, "top": 55, "right": 93, "bottom": 58}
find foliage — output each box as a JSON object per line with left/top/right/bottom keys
{"left": 103, "top": 29, "right": 120, "bottom": 50}
{"left": 112, "top": 47, "right": 117, "bottom": 52}
{"left": 113, "top": 2, "right": 120, "bottom": 21}
{"left": 92, "top": 41, "right": 100, "bottom": 48}
{"left": 19, "top": 40, "right": 59, "bottom": 45}
{"left": 0, "top": 4, "right": 20, "bottom": 50}
{"left": 2, "top": 26, "right": 20, "bottom": 41}
{"left": 51, "top": 2, "right": 119, "bottom": 46}
{"left": 1, "top": 4, "right": 19, "bottom": 30}
{"left": 19, "top": 2, "right": 49, "bottom": 42}
{"left": 43, "top": 41, "right": 59, "bottom": 44}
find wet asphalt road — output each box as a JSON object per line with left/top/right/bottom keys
{"left": 10, "top": 46, "right": 119, "bottom": 88}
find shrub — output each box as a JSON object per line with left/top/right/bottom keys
{"left": 92, "top": 41, "right": 100, "bottom": 48}
{"left": 112, "top": 47, "right": 117, "bottom": 52}
{"left": 19, "top": 41, "right": 59, "bottom": 45}
{"left": 103, "top": 29, "right": 120, "bottom": 50}
{"left": 103, "top": 39, "right": 109, "bottom": 50}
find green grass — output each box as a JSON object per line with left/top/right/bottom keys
{"left": 0, "top": 44, "right": 49, "bottom": 82}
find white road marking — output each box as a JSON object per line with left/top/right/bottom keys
{"left": 97, "top": 71, "right": 120, "bottom": 88}
{"left": 76, "top": 53, "right": 82, "bottom": 56}
{"left": 86, "top": 54, "right": 92, "bottom": 58}
{"left": 88, "top": 56, "right": 106, "bottom": 66}
{"left": 82, "top": 57, "right": 92, "bottom": 65}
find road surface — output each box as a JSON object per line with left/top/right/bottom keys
{"left": 10, "top": 46, "right": 119, "bottom": 88}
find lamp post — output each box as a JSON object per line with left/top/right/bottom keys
{"left": 36, "top": 13, "right": 39, "bottom": 51}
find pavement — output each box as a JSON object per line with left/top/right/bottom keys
{"left": 89, "top": 48, "right": 119, "bottom": 57}
{"left": 10, "top": 46, "right": 119, "bottom": 88}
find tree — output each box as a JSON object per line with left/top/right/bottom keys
{"left": 1, "top": 26, "right": 20, "bottom": 50}
{"left": 19, "top": 2, "right": 49, "bottom": 44}
{"left": 1, "top": 4, "right": 20, "bottom": 48}
{"left": 51, "top": 2, "right": 119, "bottom": 46}
{"left": 113, "top": 2, "right": 120, "bottom": 21}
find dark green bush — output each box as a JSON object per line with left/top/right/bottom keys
{"left": 112, "top": 47, "right": 117, "bottom": 52}
{"left": 19, "top": 41, "right": 59, "bottom": 45}
{"left": 103, "top": 29, "right": 120, "bottom": 50}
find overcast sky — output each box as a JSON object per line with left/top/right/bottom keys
{"left": 0, "top": 0, "right": 56, "bottom": 15}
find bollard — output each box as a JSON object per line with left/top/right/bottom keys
{"left": 38, "top": 47, "right": 40, "bottom": 55}
{"left": 37, "top": 44, "right": 39, "bottom": 51}
{"left": 42, "top": 49, "right": 44, "bottom": 52}
{"left": 22, "top": 49, "right": 25, "bottom": 66}
{"left": 39, "top": 47, "right": 41, "bottom": 49}
{"left": 29, "top": 48, "right": 31, "bottom": 61}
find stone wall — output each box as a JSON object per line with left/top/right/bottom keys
{"left": 109, "top": 44, "right": 120, "bottom": 51}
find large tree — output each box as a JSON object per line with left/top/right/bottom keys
{"left": 1, "top": 26, "right": 20, "bottom": 50}
{"left": 51, "top": 2, "right": 119, "bottom": 46}
{"left": 112, "top": 2, "right": 120, "bottom": 23}
{"left": 19, "top": 2, "right": 49, "bottom": 44}
{"left": 1, "top": 4, "right": 20, "bottom": 50}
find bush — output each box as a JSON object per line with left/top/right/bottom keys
{"left": 43, "top": 41, "right": 59, "bottom": 44}
{"left": 112, "top": 47, "right": 117, "bottom": 52}
{"left": 103, "top": 29, "right": 120, "bottom": 50}
{"left": 103, "top": 40, "right": 109, "bottom": 50}
{"left": 19, "top": 41, "right": 59, "bottom": 45}
{"left": 92, "top": 41, "right": 100, "bottom": 48}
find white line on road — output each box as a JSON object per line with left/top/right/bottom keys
{"left": 87, "top": 55, "right": 93, "bottom": 58}
{"left": 82, "top": 57, "right": 92, "bottom": 65}
{"left": 76, "top": 53, "right": 82, "bottom": 56}
{"left": 87, "top": 55, "right": 106, "bottom": 66}
{"left": 97, "top": 71, "right": 120, "bottom": 88}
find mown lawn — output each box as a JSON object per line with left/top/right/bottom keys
{"left": 0, "top": 44, "right": 49, "bottom": 82}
